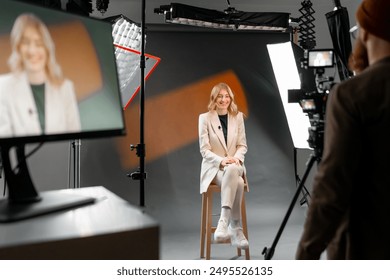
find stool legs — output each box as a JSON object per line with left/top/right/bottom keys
{"left": 200, "top": 193, "right": 207, "bottom": 259}
{"left": 199, "top": 190, "right": 214, "bottom": 260}
{"left": 205, "top": 190, "right": 213, "bottom": 260}
{"left": 200, "top": 185, "right": 250, "bottom": 260}
{"left": 241, "top": 193, "right": 250, "bottom": 259}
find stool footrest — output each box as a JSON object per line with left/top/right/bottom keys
{"left": 212, "top": 240, "right": 232, "bottom": 244}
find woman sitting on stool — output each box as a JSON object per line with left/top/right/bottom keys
{"left": 198, "top": 82, "right": 249, "bottom": 249}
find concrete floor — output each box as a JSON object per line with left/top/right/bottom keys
{"left": 148, "top": 179, "right": 310, "bottom": 260}
{"left": 159, "top": 203, "right": 307, "bottom": 260}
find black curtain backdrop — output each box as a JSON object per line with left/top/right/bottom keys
{"left": 326, "top": 7, "right": 353, "bottom": 81}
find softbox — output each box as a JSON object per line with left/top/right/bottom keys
{"left": 105, "top": 15, "right": 161, "bottom": 109}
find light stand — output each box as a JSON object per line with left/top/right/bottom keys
{"left": 262, "top": 150, "right": 320, "bottom": 259}
{"left": 128, "top": 0, "right": 147, "bottom": 207}
{"left": 264, "top": 21, "right": 313, "bottom": 260}
{"left": 106, "top": 10, "right": 160, "bottom": 208}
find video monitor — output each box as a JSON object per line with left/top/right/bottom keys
{"left": 0, "top": 0, "right": 125, "bottom": 222}
{"left": 308, "top": 49, "right": 334, "bottom": 68}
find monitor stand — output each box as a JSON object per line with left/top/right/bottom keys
{"left": 0, "top": 144, "right": 95, "bottom": 223}
{"left": 0, "top": 190, "right": 95, "bottom": 222}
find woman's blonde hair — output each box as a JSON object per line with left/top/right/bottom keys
{"left": 8, "top": 13, "right": 64, "bottom": 86}
{"left": 207, "top": 82, "right": 238, "bottom": 115}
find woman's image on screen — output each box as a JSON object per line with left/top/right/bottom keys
{"left": 0, "top": 13, "right": 81, "bottom": 137}
{"left": 0, "top": 0, "right": 125, "bottom": 222}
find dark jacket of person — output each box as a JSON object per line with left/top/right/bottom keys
{"left": 296, "top": 56, "right": 390, "bottom": 259}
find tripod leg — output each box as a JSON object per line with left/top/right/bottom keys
{"left": 294, "top": 148, "right": 311, "bottom": 206}
{"left": 262, "top": 153, "right": 317, "bottom": 260}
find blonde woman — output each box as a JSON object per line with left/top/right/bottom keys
{"left": 0, "top": 13, "right": 80, "bottom": 137}
{"left": 198, "top": 82, "right": 249, "bottom": 249}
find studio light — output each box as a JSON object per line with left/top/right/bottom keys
{"left": 105, "top": 15, "right": 161, "bottom": 109}
{"left": 110, "top": 15, "right": 142, "bottom": 90}
{"left": 154, "top": 3, "right": 290, "bottom": 31}
{"left": 267, "top": 42, "right": 311, "bottom": 149}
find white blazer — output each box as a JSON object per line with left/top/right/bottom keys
{"left": 198, "top": 110, "right": 248, "bottom": 194}
{"left": 0, "top": 72, "right": 81, "bottom": 138}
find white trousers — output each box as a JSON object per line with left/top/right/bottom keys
{"left": 212, "top": 164, "right": 244, "bottom": 220}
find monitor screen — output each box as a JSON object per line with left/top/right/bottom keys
{"left": 308, "top": 49, "right": 334, "bottom": 68}
{"left": 0, "top": 0, "right": 125, "bottom": 144}
{"left": 0, "top": 0, "right": 125, "bottom": 222}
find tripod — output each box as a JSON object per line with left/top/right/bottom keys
{"left": 262, "top": 149, "right": 321, "bottom": 260}
{"left": 293, "top": 148, "right": 311, "bottom": 206}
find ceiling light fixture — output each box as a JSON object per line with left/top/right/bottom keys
{"left": 154, "top": 2, "right": 290, "bottom": 31}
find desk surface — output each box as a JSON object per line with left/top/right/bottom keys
{"left": 0, "top": 186, "right": 159, "bottom": 259}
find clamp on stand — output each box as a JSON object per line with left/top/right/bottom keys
{"left": 127, "top": 142, "right": 147, "bottom": 207}
{"left": 128, "top": 144, "right": 147, "bottom": 181}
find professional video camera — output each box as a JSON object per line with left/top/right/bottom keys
{"left": 288, "top": 49, "right": 335, "bottom": 157}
